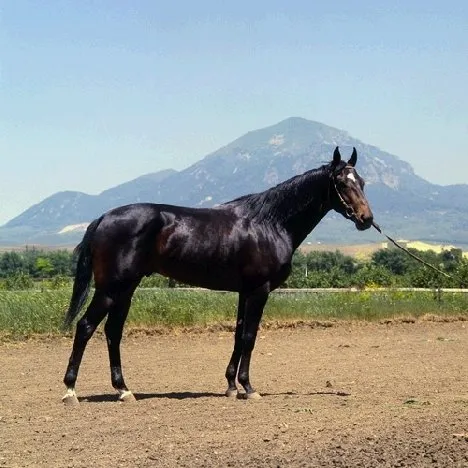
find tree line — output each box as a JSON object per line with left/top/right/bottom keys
{"left": 284, "top": 248, "right": 467, "bottom": 289}
{"left": 0, "top": 246, "right": 467, "bottom": 290}
{"left": 0, "top": 248, "right": 75, "bottom": 290}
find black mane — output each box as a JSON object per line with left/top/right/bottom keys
{"left": 224, "top": 161, "right": 342, "bottom": 223}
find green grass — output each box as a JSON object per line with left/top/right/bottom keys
{"left": 265, "top": 290, "right": 468, "bottom": 321}
{"left": 0, "top": 290, "right": 70, "bottom": 336}
{"left": 0, "top": 288, "right": 467, "bottom": 338}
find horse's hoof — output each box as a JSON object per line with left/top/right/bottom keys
{"left": 62, "top": 391, "right": 79, "bottom": 407}
{"left": 237, "top": 391, "right": 262, "bottom": 400}
{"left": 118, "top": 390, "right": 136, "bottom": 403}
{"left": 225, "top": 388, "right": 238, "bottom": 398}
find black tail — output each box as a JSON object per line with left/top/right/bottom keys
{"left": 63, "top": 217, "right": 103, "bottom": 329}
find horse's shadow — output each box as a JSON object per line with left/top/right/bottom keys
{"left": 79, "top": 390, "right": 350, "bottom": 403}
{"left": 79, "top": 391, "right": 223, "bottom": 403}
{"left": 262, "top": 390, "right": 350, "bottom": 397}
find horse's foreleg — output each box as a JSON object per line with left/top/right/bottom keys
{"left": 236, "top": 285, "right": 269, "bottom": 399}
{"left": 104, "top": 289, "right": 136, "bottom": 402}
{"left": 62, "top": 291, "right": 109, "bottom": 405}
{"left": 225, "top": 294, "right": 246, "bottom": 397}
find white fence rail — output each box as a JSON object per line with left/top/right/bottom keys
{"left": 6, "top": 287, "right": 468, "bottom": 294}
{"left": 137, "top": 287, "right": 468, "bottom": 294}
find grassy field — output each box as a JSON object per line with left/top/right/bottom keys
{"left": 0, "top": 288, "right": 467, "bottom": 339}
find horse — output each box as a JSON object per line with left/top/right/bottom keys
{"left": 62, "top": 146, "right": 373, "bottom": 405}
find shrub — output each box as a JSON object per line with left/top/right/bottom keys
{"left": 4, "top": 273, "right": 35, "bottom": 290}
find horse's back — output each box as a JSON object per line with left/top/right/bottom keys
{"left": 87, "top": 202, "right": 239, "bottom": 287}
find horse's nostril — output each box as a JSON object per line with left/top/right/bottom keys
{"left": 363, "top": 215, "right": 373, "bottom": 226}
{"left": 358, "top": 213, "right": 373, "bottom": 227}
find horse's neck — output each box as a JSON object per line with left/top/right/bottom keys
{"left": 275, "top": 173, "right": 331, "bottom": 249}
{"left": 286, "top": 207, "right": 330, "bottom": 250}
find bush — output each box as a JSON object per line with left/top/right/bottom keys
{"left": 42, "top": 275, "right": 73, "bottom": 290}
{"left": 140, "top": 274, "right": 175, "bottom": 288}
{"left": 454, "top": 260, "right": 468, "bottom": 288}
{"left": 353, "top": 265, "right": 395, "bottom": 289}
{"left": 4, "top": 273, "right": 35, "bottom": 290}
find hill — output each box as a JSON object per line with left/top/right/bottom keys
{"left": 1, "top": 117, "right": 467, "bottom": 246}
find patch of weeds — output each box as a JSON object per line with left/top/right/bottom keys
{"left": 454, "top": 399, "right": 468, "bottom": 407}
{"left": 293, "top": 407, "right": 315, "bottom": 414}
{"left": 403, "top": 398, "right": 432, "bottom": 407}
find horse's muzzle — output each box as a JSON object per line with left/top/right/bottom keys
{"left": 355, "top": 213, "right": 373, "bottom": 231}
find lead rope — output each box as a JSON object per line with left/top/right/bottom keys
{"left": 331, "top": 174, "right": 455, "bottom": 281}
{"left": 371, "top": 222, "right": 454, "bottom": 280}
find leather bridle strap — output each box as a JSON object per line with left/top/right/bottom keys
{"left": 331, "top": 175, "right": 357, "bottom": 221}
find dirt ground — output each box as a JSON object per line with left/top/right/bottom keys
{"left": 0, "top": 320, "right": 467, "bottom": 467}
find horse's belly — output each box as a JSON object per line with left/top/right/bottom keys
{"left": 155, "top": 260, "right": 242, "bottom": 292}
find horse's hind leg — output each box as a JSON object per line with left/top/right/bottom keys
{"left": 225, "top": 294, "right": 246, "bottom": 397}
{"left": 62, "top": 290, "right": 110, "bottom": 405}
{"left": 104, "top": 284, "right": 138, "bottom": 402}
{"left": 236, "top": 285, "right": 269, "bottom": 400}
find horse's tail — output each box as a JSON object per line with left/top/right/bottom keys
{"left": 63, "top": 216, "right": 103, "bottom": 329}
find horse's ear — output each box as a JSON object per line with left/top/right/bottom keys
{"left": 348, "top": 147, "right": 357, "bottom": 167}
{"left": 332, "top": 147, "right": 341, "bottom": 167}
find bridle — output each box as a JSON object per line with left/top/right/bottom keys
{"left": 328, "top": 166, "right": 455, "bottom": 282}
{"left": 329, "top": 168, "right": 358, "bottom": 222}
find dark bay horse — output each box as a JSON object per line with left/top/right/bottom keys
{"left": 62, "top": 147, "right": 373, "bottom": 405}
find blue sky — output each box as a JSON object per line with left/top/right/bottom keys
{"left": 1, "top": 1, "right": 467, "bottom": 225}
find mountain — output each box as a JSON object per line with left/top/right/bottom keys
{"left": 2, "top": 117, "right": 468, "bottom": 246}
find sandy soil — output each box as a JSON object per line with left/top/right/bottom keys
{"left": 0, "top": 320, "right": 467, "bottom": 467}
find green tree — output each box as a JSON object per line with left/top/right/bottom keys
{"left": 0, "top": 252, "right": 25, "bottom": 277}
{"left": 439, "top": 248, "right": 463, "bottom": 273}
{"left": 371, "top": 248, "right": 412, "bottom": 276}
{"left": 454, "top": 259, "right": 468, "bottom": 288}
{"left": 22, "top": 247, "right": 42, "bottom": 276}
{"left": 36, "top": 257, "right": 54, "bottom": 277}
{"left": 353, "top": 264, "right": 395, "bottom": 289}
{"left": 49, "top": 250, "right": 74, "bottom": 275}
{"left": 305, "top": 250, "right": 357, "bottom": 274}
{"left": 409, "top": 266, "right": 449, "bottom": 289}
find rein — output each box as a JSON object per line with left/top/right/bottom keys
{"left": 330, "top": 171, "right": 454, "bottom": 281}
{"left": 371, "top": 222, "right": 453, "bottom": 280}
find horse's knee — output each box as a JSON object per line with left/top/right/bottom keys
{"left": 237, "top": 368, "right": 252, "bottom": 388}
{"left": 241, "top": 331, "right": 257, "bottom": 352}
{"left": 75, "top": 317, "right": 97, "bottom": 341}
{"left": 225, "top": 363, "right": 237, "bottom": 381}
{"left": 104, "top": 316, "right": 125, "bottom": 343}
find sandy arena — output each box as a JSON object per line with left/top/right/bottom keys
{"left": 0, "top": 320, "right": 467, "bottom": 467}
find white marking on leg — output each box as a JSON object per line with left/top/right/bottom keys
{"left": 62, "top": 387, "right": 79, "bottom": 406}
{"left": 118, "top": 390, "right": 136, "bottom": 402}
{"left": 65, "top": 388, "right": 76, "bottom": 397}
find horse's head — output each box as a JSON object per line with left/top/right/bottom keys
{"left": 329, "top": 147, "right": 373, "bottom": 231}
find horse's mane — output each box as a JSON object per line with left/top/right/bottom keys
{"left": 224, "top": 161, "right": 345, "bottom": 223}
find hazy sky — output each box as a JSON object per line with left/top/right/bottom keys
{"left": 1, "top": 1, "right": 467, "bottom": 225}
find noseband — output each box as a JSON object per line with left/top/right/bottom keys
{"left": 329, "top": 170, "right": 357, "bottom": 221}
